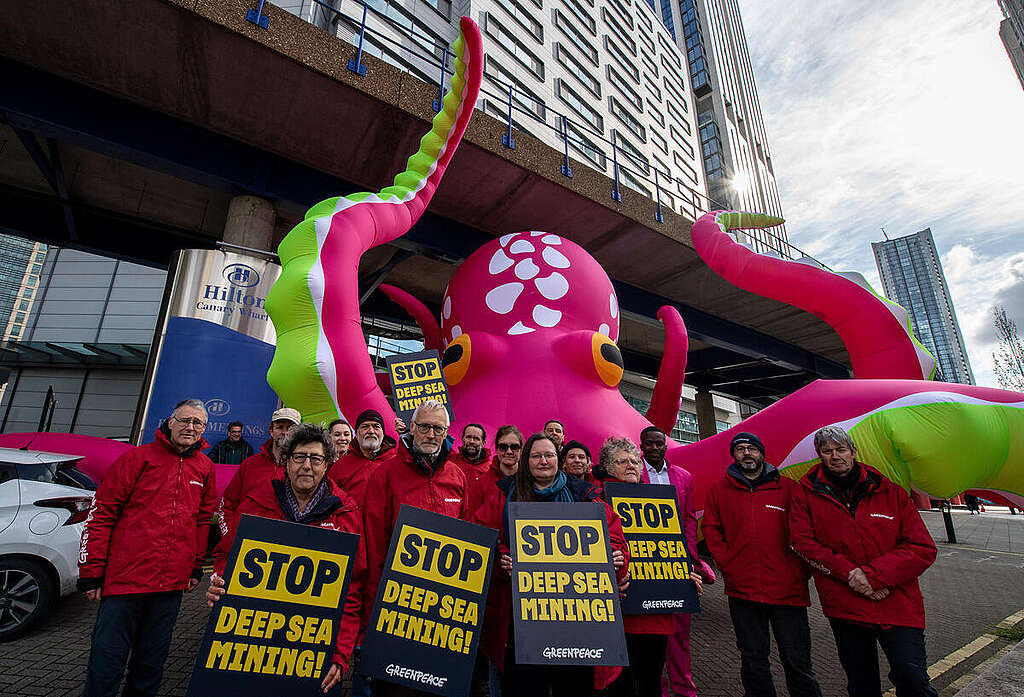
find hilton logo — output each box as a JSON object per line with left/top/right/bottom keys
{"left": 223, "top": 263, "right": 260, "bottom": 288}
{"left": 205, "top": 399, "right": 230, "bottom": 416}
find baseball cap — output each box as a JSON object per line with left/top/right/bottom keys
{"left": 271, "top": 407, "right": 302, "bottom": 425}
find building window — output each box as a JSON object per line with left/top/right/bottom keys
{"left": 484, "top": 56, "right": 547, "bottom": 120}
{"left": 637, "top": 27, "right": 656, "bottom": 54}
{"left": 556, "top": 79, "right": 604, "bottom": 131}
{"left": 498, "top": 0, "right": 544, "bottom": 42}
{"left": 667, "top": 100, "right": 691, "bottom": 131}
{"left": 651, "top": 131, "right": 668, "bottom": 155}
{"left": 641, "top": 52, "right": 659, "bottom": 78}
{"left": 554, "top": 43, "right": 601, "bottom": 98}
{"left": 607, "top": 65, "right": 643, "bottom": 110}
{"left": 620, "top": 166, "right": 652, "bottom": 196}
{"left": 18, "top": 299, "right": 29, "bottom": 311}
{"left": 560, "top": 0, "right": 596, "bottom": 34}
{"left": 658, "top": 35, "right": 682, "bottom": 68}
{"left": 670, "top": 125, "right": 695, "bottom": 158}
{"left": 606, "top": 0, "right": 635, "bottom": 29}
{"left": 659, "top": 0, "right": 676, "bottom": 39}
{"left": 647, "top": 100, "right": 665, "bottom": 126}
{"left": 601, "top": 9, "right": 637, "bottom": 54}
{"left": 486, "top": 13, "right": 545, "bottom": 79}
{"left": 555, "top": 10, "right": 599, "bottom": 64}
{"left": 637, "top": 4, "right": 653, "bottom": 31}
{"left": 645, "top": 76, "right": 662, "bottom": 102}
{"left": 566, "top": 121, "right": 608, "bottom": 170}
{"left": 604, "top": 36, "right": 640, "bottom": 82}
{"left": 614, "top": 130, "right": 649, "bottom": 174}
{"left": 609, "top": 97, "right": 646, "bottom": 141}
{"left": 674, "top": 152, "right": 700, "bottom": 186}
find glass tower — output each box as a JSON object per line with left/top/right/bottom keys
{"left": 871, "top": 229, "right": 975, "bottom": 384}
{"left": 0, "top": 234, "right": 46, "bottom": 342}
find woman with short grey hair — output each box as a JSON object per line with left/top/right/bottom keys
{"left": 596, "top": 436, "right": 641, "bottom": 481}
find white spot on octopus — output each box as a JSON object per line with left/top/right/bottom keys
{"left": 499, "top": 233, "right": 516, "bottom": 247}
{"left": 488, "top": 248, "right": 514, "bottom": 275}
{"left": 541, "top": 235, "right": 562, "bottom": 245}
{"left": 609, "top": 292, "right": 619, "bottom": 319}
{"left": 508, "top": 321, "right": 535, "bottom": 335}
{"left": 514, "top": 258, "right": 540, "bottom": 280}
{"left": 485, "top": 282, "right": 524, "bottom": 315}
{"left": 532, "top": 304, "right": 562, "bottom": 327}
{"left": 598, "top": 323, "right": 610, "bottom": 337}
{"left": 534, "top": 272, "right": 568, "bottom": 300}
{"left": 442, "top": 296, "right": 452, "bottom": 319}
{"left": 450, "top": 325, "right": 462, "bottom": 339}
{"left": 509, "top": 240, "right": 536, "bottom": 255}
{"left": 529, "top": 231, "right": 547, "bottom": 237}
{"left": 542, "top": 247, "right": 570, "bottom": 268}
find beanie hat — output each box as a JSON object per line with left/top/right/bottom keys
{"left": 355, "top": 409, "right": 385, "bottom": 429}
{"left": 730, "top": 432, "right": 765, "bottom": 456}
{"left": 560, "top": 440, "right": 592, "bottom": 463}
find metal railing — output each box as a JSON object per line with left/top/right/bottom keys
{"left": 245, "top": 0, "right": 825, "bottom": 266}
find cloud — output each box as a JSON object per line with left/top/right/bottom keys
{"left": 740, "top": 0, "right": 1024, "bottom": 386}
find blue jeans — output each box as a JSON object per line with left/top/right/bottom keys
{"left": 82, "top": 591, "right": 183, "bottom": 697}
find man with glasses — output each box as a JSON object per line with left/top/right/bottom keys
{"left": 219, "top": 407, "right": 301, "bottom": 534}
{"left": 79, "top": 399, "right": 218, "bottom": 697}
{"left": 328, "top": 408, "right": 397, "bottom": 508}
{"left": 362, "top": 400, "right": 469, "bottom": 690}
{"left": 702, "top": 432, "right": 823, "bottom": 697}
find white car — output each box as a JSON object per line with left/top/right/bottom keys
{"left": 0, "top": 447, "right": 94, "bottom": 641}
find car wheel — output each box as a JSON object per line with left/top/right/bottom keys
{"left": 0, "top": 559, "right": 56, "bottom": 642}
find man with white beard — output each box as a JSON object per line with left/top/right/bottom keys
{"left": 327, "top": 409, "right": 396, "bottom": 508}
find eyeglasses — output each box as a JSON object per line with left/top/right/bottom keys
{"left": 290, "top": 453, "right": 326, "bottom": 465}
{"left": 496, "top": 442, "right": 522, "bottom": 452}
{"left": 413, "top": 422, "right": 448, "bottom": 435}
{"left": 612, "top": 457, "right": 641, "bottom": 466}
{"left": 529, "top": 452, "right": 558, "bottom": 461}
{"left": 733, "top": 445, "right": 761, "bottom": 453}
{"left": 171, "top": 415, "right": 207, "bottom": 428}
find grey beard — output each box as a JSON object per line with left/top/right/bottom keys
{"left": 412, "top": 443, "right": 441, "bottom": 463}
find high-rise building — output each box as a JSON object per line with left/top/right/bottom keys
{"left": 283, "top": 0, "right": 710, "bottom": 218}
{"left": 669, "top": 0, "right": 789, "bottom": 256}
{"left": 999, "top": 0, "right": 1024, "bottom": 90}
{"left": 871, "top": 228, "right": 975, "bottom": 384}
{"left": 0, "top": 233, "right": 46, "bottom": 342}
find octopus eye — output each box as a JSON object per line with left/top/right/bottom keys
{"left": 442, "top": 334, "right": 472, "bottom": 386}
{"left": 591, "top": 333, "right": 623, "bottom": 387}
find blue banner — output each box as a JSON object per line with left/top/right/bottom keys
{"left": 143, "top": 316, "right": 278, "bottom": 447}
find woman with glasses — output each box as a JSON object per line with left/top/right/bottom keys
{"left": 595, "top": 437, "right": 702, "bottom": 697}
{"left": 472, "top": 433, "right": 630, "bottom": 697}
{"left": 464, "top": 424, "right": 523, "bottom": 516}
{"left": 206, "top": 423, "right": 363, "bottom": 694}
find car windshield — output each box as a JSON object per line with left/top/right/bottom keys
{"left": 16, "top": 461, "right": 61, "bottom": 483}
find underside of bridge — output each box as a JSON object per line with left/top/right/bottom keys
{"left": 0, "top": 0, "right": 852, "bottom": 408}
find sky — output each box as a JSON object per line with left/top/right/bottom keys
{"left": 738, "top": 1, "right": 1024, "bottom": 388}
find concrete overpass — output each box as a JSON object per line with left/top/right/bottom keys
{"left": 0, "top": 0, "right": 851, "bottom": 411}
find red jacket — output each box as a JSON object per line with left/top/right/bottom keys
{"left": 212, "top": 476, "right": 364, "bottom": 672}
{"left": 452, "top": 447, "right": 492, "bottom": 480}
{"left": 218, "top": 439, "right": 279, "bottom": 535}
{"left": 464, "top": 458, "right": 511, "bottom": 519}
{"left": 702, "top": 465, "right": 810, "bottom": 606}
{"left": 361, "top": 436, "right": 469, "bottom": 626}
{"left": 471, "top": 476, "right": 631, "bottom": 670}
{"left": 327, "top": 435, "right": 396, "bottom": 509}
{"left": 789, "top": 463, "right": 937, "bottom": 628}
{"left": 79, "top": 428, "right": 217, "bottom": 595}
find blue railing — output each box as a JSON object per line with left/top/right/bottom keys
{"left": 246, "top": 0, "right": 822, "bottom": 265}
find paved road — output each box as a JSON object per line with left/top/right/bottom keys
{"left": 2, "top": 509, "right": 1021, "bottom": 696}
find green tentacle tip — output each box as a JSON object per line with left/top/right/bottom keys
{"left": 716, "top": 211, "right": 786, "bottom": 230}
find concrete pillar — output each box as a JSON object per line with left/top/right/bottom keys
{"left": 223, "top": 195, "right": 275, "bottom": 251}
{"left": 695, "top": 388, "right": 717, "bottom": 440}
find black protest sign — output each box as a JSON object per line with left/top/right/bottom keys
{"left": 509, "top": 501, "right": 628, "bottom": 666}
{"left": 187, "top": 515, "right": 359, "bottom": 697}
{"left": 360, "top": 505, "right": 497, "bottom": 697}
{"left": 603, "top": 482, "right": 700, "bottom": 614}
{"left": 385, "top": 350, "right": 453, "bottom": 423}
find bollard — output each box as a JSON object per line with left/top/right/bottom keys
{"left": 942, "top": 500, "right": 957, "bottom": 544}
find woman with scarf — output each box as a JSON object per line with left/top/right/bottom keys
{"left": 472, "top": 433, "right": 630, "bottom": 697}
{"left": 206, "top": 423, "right": 363, "bottom": 695}
{"left": 595, "top": 437, "right": 703, "bottom": 697}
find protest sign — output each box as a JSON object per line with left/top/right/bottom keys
{"left": 187, "top": 515, "right": 358, "bottom": 697}
{"left": 509, "top": 501, "right": 628, "bottom": 666}
{"left": 385, "top": 350, "right": 453, "bottom": 424}
{"left": 360, "top": 505, "right": 497, "bottom": 697}
{"left": 603, "top": 482, "right": 700, "bottom": 614}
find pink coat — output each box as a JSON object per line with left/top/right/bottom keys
{"left": 641, "top": 461, "right": 715, "bottom": 582}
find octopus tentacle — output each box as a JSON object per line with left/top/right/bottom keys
{"left": 379, "top": 283, "right": 443, "bottom": 352}
{"left": 265, "top": 18, "right": 483, "bottom": 426}
{"left": 692, "top": 211, "right": 935, "bottom": 380}
{"left": 645, "top": 305, "right": 688, "bottom": 434}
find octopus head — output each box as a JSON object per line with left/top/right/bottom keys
{"left": 440, "top": 231, "right": 624, "bottom": 391}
